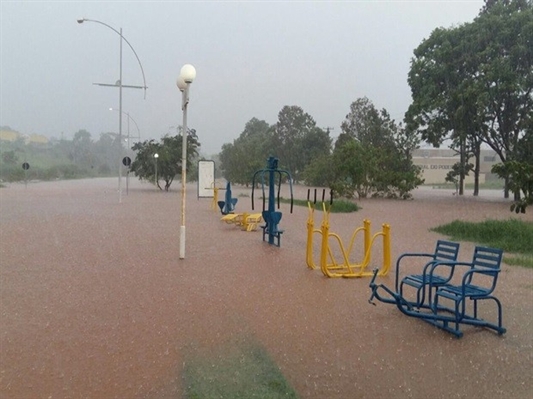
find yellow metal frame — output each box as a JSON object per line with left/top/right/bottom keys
{"left": 221, "top": 212, "right": 262, "bottom": 232}
{"left": 306, "top": 202, "right": 391, "bottom": 278}
{"left": 211, "top": 187, "right": 219, "bottom": 211}
{"left": 204, "top": 182, "right": 221, "bottom": 211}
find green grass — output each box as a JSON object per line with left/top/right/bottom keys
{"left": 183, "top": 340, "right": 298, "bottom": 399}
{"left": 503, "top": 255, "right": 533, "bottom": 269}
{"left": 464, "top": 181, "right": 505, "bottom": 190}
{"left": 279, "top": 197, "right": 359, "bottom": 213}
{"left": 424, "top": 181, "right": 505, "bottom": 190}
{"left": 431, "top": 219, "right": 533, "bottom": 268}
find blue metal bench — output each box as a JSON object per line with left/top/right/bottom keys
{"left": 428, "top": 246, "right": 505, "bottom": 337}
{"left": 369, "top": 245, "right": 506, "bottom": 338}
{"left": 397, "top": 240, "right": 461, "bottom": 309}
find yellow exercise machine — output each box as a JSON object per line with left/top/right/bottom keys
{"left": 306, "top": 189, "right": 391, "bottom": 278}
{"left": 221, "top": 212, "right": 263, "bottom": 232}
{"left": 211, "top": 186, "right": 220, "bottom": 211}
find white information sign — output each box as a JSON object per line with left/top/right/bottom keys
{"left": 197, "top": 160, "right": 215, "bottom": 198}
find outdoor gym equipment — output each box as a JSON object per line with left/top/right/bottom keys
{"left": 368, "top": 245, "right": 506, "bottom": 338}
{"left": 207, "top": 183, "right": 220, "bottom": 211}
{"left": 217, "top": 181, "right": 238, "bottom": 215}
{"left": 221, "top": 212, "right": 263, "bottom": 232}
{"left": 251, "top": 156, "right": 293, "bottom": 247}
{"left": 217, "top": 183, "right": 262, "bottom": 232}
{"left": 203, "top": 181, "right": 225, "bottom": 211}
{"left": 397, "top": 240, "right": 461, "bottom": 309}
{"left": 305, "top": 188, "right": 391, "bottom": 278}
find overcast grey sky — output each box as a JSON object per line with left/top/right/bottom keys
{"left": 1, "top": 0, "right": 484, "bottom": 155}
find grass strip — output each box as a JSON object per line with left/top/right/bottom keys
{"left": 183, "top": 341, "right": 298, "bottom": 399}
{"left": 431, "top": 219, "right": 533, "bottom": 268}
{"left": 279, "top": 197, "right": 359, "bottom": 213}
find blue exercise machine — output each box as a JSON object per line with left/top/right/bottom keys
{"left": 251, "top": 157, "right": 293, "bottom": 247}
{"left": 368, "top": 244, "right": 506, "bottom": 338}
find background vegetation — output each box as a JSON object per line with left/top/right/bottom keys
{"left": 130, "top": 127, "right": 201, "bottom": 191}
{"left": 405, "top": 0, "right": 533, "bottom": 210}
{"left": 2, "top": 1, "right": 531, "bottom": 211}
{"left": 220, "top": 100, "right": 423, "bottom": 200}
{"left": 432, "top": 219, "right": 533, "bottom": 268}
{"left": 0, "top": 129, "right": 125, "bottom": 182}
{"left": 183, "top": 339, "right": 298, "bottom": 399}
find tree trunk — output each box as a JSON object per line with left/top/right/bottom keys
{"left": 504, "top": 176, "right": 510, "bottom": 198}
{"left": 514, "top": 186, "right": 521, "bottom": 201}
{"left": 459, "top": 136, "right": 465, "bottom": 196}
{"left": 473, "top": 141, "right": 480, "bottom": 196}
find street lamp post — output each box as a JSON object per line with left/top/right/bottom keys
{"left": 77, "top": 18, "right": 147, "bottom": 203}
{"left": 154, "top": 153, "right": 159, "bottom": 188}
{"left": 109, "top": 108, "right": 139, "bottom": 195}
{"left": 109, "top": 108, "right": 142, "bottom": 144}
{"left": 176, "top": 64, "right": 196, "bottom": 260}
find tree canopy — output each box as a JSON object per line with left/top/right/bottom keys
{"left": 326, "top": 97, "right": 423, "bottom": 199}
{"left": 219, "top": 108, "right": 332, "bottom": 186}
{"left": 405, "top": 0, "right": 533, "bottom": 208}
{"left": 130, "top": 129, "right": 200, "bottom": 191}
{"left": 219, "top": 118, "right": 272, "bottom": 186}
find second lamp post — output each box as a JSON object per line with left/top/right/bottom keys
{"left": 176, "top": 64, "right": 196, "bottom": 260}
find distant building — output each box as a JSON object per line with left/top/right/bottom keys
{"left": 412, "top": 148, "right": 499, "bottom": 184}
{"left": 28, "top": 134, "right": 49, "bottom": 144}
{"left": 0, "top": 129, "right": 20, "bottom": 142}
{"left": 0, "top": 129, "right": 49, "bottom": 145}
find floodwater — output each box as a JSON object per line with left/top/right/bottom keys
{"left": 1, "top": 178, "right": 532, "bottom": 398}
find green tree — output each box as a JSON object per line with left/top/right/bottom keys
{"left": 71, "top": 129, "right": 94, "bottom": 167}
{"left": 405, "top": 24, "right": 483, "bottom": 195}
{"left": 93, "top": 132, "right": 122, "bottom": 175}
{"left": 406, "top": 0, "right": 533, "bottom": 200}
{"left": 492, "top": 130, "right": 533, "bottom": 212}
{"left": 130, "top": 139, "right": 161, "bottom": 187}
{"left": 1, "top": 150, "right": 18, "bottom": 165}
{"left": 272, "top": 106, "right": 318, "bottom": 179}
{"left": 341, "top": 97, "right": 396, "bottom": 150}
{"left": 219, "top": 118, "right": 272, "bottom": 185}
{"left": 302, "top": 153, "right": 336, "bottom": 188}
{"left": 331, "top": 136, "right": 376, "bottom": 198}
{"left": 337, "top": 98, "right": 423, "bottom": 198}
{"left": 299, "top": 127, "right": 332, "bottom": 183}
{"left": 220, "top": 110, "right": 330, "bottom": 186}
{"left": 130, "top": 129, "right": 200, "bottom": 191}
{"left": 472, "top": 0, "right": 533, "bottom": 199}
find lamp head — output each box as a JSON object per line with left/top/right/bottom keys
{"left": 180, "top": 64, "right": 196, "bottom": 84}
{"left": 176, "top": 76, "right": 187, "bottom": 92}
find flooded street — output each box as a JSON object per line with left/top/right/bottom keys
{"left": 1, "top": 178, "right": 532, "bottom": 398}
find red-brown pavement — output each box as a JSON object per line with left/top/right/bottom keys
{"left": 1, "top": 178, "right": 532, "bottom": 398}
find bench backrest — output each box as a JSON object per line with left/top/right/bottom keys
{"left": 434, "top": 240, "right": 461, "bottom": 262}
{"left": 466, "top": 246, "right": 504, "bottom": 291}
{"left": 472, "top": 246, "right": 503, "bottom": 270}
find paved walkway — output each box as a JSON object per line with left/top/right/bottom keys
{"left": 1, "top": 178, "right": 532, "bottom": 398}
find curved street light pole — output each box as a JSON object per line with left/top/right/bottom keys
{"left": 109, "top": 108, "right": 142, "bottom": 143}
{"left": 77, "top": 18, "right": 147, "bottom": 98}
{"left": 78, "top": 18, "right": 147, "bottom": 203}
{"left": 109, "top": 108, "right": 141, "bottom": 197}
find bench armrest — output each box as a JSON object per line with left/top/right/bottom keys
{"left": 395, "top": 253, "right": 434, "bottom": 291}
{"left": 427, "top": 260, "right": 472, "bottom": 284}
